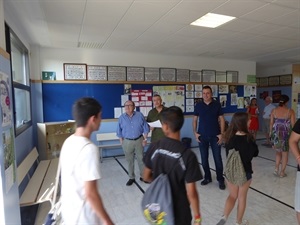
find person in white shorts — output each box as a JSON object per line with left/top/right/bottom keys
{"left": 60, "top": 97, "right": 114, "bottom": 225}
{"left": 289, "top": 118, "right": 300, "bottom": 225}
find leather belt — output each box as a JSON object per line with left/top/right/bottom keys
{"left": 125, "top": 135, "right": 142, "bottom": 141}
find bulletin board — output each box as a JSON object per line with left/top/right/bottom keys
{"left": 42, "top": 83, "right": 254, "bottom": 122}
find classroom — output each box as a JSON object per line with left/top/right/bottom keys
{"left": 0, "top": 1, "right": 300, "bottom": 224}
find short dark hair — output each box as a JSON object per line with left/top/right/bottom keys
{"left": 203, "top": 85, "right": 212, "bottom": 93}
{"left": 72, "top": 97, "right": 102, "bottom": 127}
{"left": 160, "top": 106, "right": 184, "bottom": 132}
{"left": 279, "top": 94, "right": 289, "bottom": 107}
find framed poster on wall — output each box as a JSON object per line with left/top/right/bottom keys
{"left": 226, "top": 71, "right": 238, "bottom": 83}
{"left": 64, "top": 63, "right": 87, "bottom": 80}
{"left": 87, "top": 65, "right": 107, "bottom": 81}
{"left": 259, "top": 77, "right": 268, "bottom": 86}
{"left": 279, "top": 74, "right": 292, "bottom": 85}
{"left": 202, "top": 70, "right": 216, "bottom": 82}
{"left": 268, "top": 76, "right": 280, "bottom": 86}
{"left": 160, "top": 68, "right": 176, "bottom": 81}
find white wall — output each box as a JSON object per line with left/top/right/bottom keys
{"left": 32, "top": 46, "right": 256, "bottom": 82}
{"left": 257, "top": 64, "right": 292, "bottom": 77}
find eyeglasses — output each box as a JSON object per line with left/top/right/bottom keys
{"left": 124, "top": 104, "right": 134, "bottom": 107}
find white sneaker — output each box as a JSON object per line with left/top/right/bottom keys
{"left": 235, "top": 219, "right": 249, "bottom": 225}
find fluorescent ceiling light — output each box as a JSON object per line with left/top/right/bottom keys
{"left": 191, "top": 13, "right": 236, "bottom": 28}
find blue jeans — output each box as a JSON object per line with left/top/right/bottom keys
{"left": 198, "top": 135, "right": 224, "bottom": 182}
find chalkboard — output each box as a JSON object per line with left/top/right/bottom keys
{"left": 42, "top": 83, "right": 248, "bottom": 122}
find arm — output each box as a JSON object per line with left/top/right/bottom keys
{"left": 84, "top": 180, "right": 114, "bottom": 225}
{"left": 143, "top": 167, "right": 153, "bottom": 183}
{"left": 116, "top": 118, "right": 123, "bottom": 142}
{"left": 269, "top": 109, "right": 275, "bottom": 135}
{"left": 186, "top": 182, "right": 201, "bottom": 224}
{"left": 246, "top": 106, "right": 250, "bottom": 113}
{"left": 217, "top": 115, "right": 225, "bottom": 144}
{"left": 142, "top": 116, "right": 150, "bottom": 146}
{"left": 289, "top": 130, "right": 300, "bottom": 166}
{"left": 193, "top": 115, "right": 200, "bottom": 142}
{"left": 290, "top": 109, "right": 296, "bottom": 128}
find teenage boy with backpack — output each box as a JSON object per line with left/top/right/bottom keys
{"left": 143, "top": 106, "right": 203, "bottom": 225}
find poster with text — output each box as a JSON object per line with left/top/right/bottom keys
{"left": 153, "top": 85, "right": 185, "bottom": 112}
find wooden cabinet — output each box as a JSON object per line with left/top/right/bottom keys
{"left": 37, "top": 121, "right": 76, "bottom": 160}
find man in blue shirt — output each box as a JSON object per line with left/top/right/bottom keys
{"left": 117, "top": 100, "right": 150, "bottom": 186}
{"left": 193, "top": 86, "right": 226, "bottom": 190}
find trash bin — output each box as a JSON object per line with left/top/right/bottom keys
{"left": 182, "top": 137, "right": 192, "bottom": 149}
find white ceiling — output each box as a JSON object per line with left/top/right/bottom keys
{"left": 4, "top": 0, "right": 300, "bottom": 67}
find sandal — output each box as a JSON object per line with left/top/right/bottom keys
{"left": 279, "top": 173, "right": 287, "bottom": 178}
{"left": 273, "top": 170, "right": 278, "bottom": 176}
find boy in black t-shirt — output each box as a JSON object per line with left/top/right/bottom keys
{"left": 289, "top": 118, "right": 300, "bottom": 225}
{"left": 143, "top": 106, "right": 203, "bottom": 225}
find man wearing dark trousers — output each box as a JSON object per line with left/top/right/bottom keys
{"left": 193, "top": 85, "right": 226, "bottom": 190}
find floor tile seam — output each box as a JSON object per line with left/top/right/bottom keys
{"left": 113, "top": 157, "right": 145, "bottom": 194}
{"left": 198, "top": 161, "right": 294, "bottom": 210}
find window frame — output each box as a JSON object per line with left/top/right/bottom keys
{"left": 5, "top": 23, "right": 32, "bottom": 136}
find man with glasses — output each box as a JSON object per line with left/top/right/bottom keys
{"left": 117, "top": 100, "right": 150, "bottom": 186}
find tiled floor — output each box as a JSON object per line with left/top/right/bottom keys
{"left": 98, "top": 133, "right": 298, "bottom": 225}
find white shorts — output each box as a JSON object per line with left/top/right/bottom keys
{"left": 295, "top": 171, "right": 300, "bottom": 212}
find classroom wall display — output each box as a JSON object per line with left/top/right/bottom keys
{"left": 42, "top": 71, "right": 56, "bottom": 80}
{"left": 257, "top": 74, "right": 292, "bottom": 87}
{"left": 42, "top": 83, "right": 251, "bottom": 121}
{"left": 126, "top": 67, "right": 144, "bottom": 81}
{"left": 202, "top": 70, "right": 216, "bottom": 82}
{"left": 160, "top": 68, "right": 176, "bottom": 81}
{"left": 176, "top": 69, "right": 189, "bottom": 82}
{"left": 279, "top": 74, "right": 292, "bottom": 85}
{"left": 145, "top": 68, "right": 160, "bottom": 81}
{"left": 268, "top": 76, "right": 280, "bottom": 86}
{"left": 153, "top": 85, "right": 185, "bottom": 111}
{"left": 190, "top": 70, "right": 202, "bottom": 82}
{"left": 216, "top": 71, "right": 227, "bottom": 83}
{"left": 107, "top": 66, "right": 126, "bottom": 81}
{"left": 272, "top": 90, "right": 281, "bottom": 103}
{"left": 87, "top": 65, "right": 107, "bottom": 81}
{"left": 226, "top": 71, "right": 238, "bottom": 83}
{"left": 64, "top": 63, "right": 87, "bottom": 80}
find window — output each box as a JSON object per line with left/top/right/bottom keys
{"left": 5, "top": 24, "right": 32, "bottom": 135}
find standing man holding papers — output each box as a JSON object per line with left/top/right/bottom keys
{"left": 147, "top": 94, "right": 168, "bottom": 142}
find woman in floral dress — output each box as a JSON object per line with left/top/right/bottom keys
{"left": 270, "top": 94, "right": 295, "bottom": 178}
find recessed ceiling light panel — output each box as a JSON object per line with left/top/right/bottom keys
{"left": 191, "top": 13, "right": 236, "bottom": 28}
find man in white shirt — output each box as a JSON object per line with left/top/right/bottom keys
{"left": 262, "top": 96, "right": 275, "bottom": 147}
{"left": 60, "top": 97, "right": 114, "bottom": 225}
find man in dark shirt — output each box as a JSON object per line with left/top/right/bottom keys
{"left": 143, "top": 106, "right": 203, "bottom": 225}
{"left": 289, "top": 118, "right": 300, "bottom": 225}
{"left": 193, "top": 85, "right": 226, "bottom": 190}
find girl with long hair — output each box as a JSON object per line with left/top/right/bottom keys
{"left": 217, "top": 112, "right": 258, "bottom": 225}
